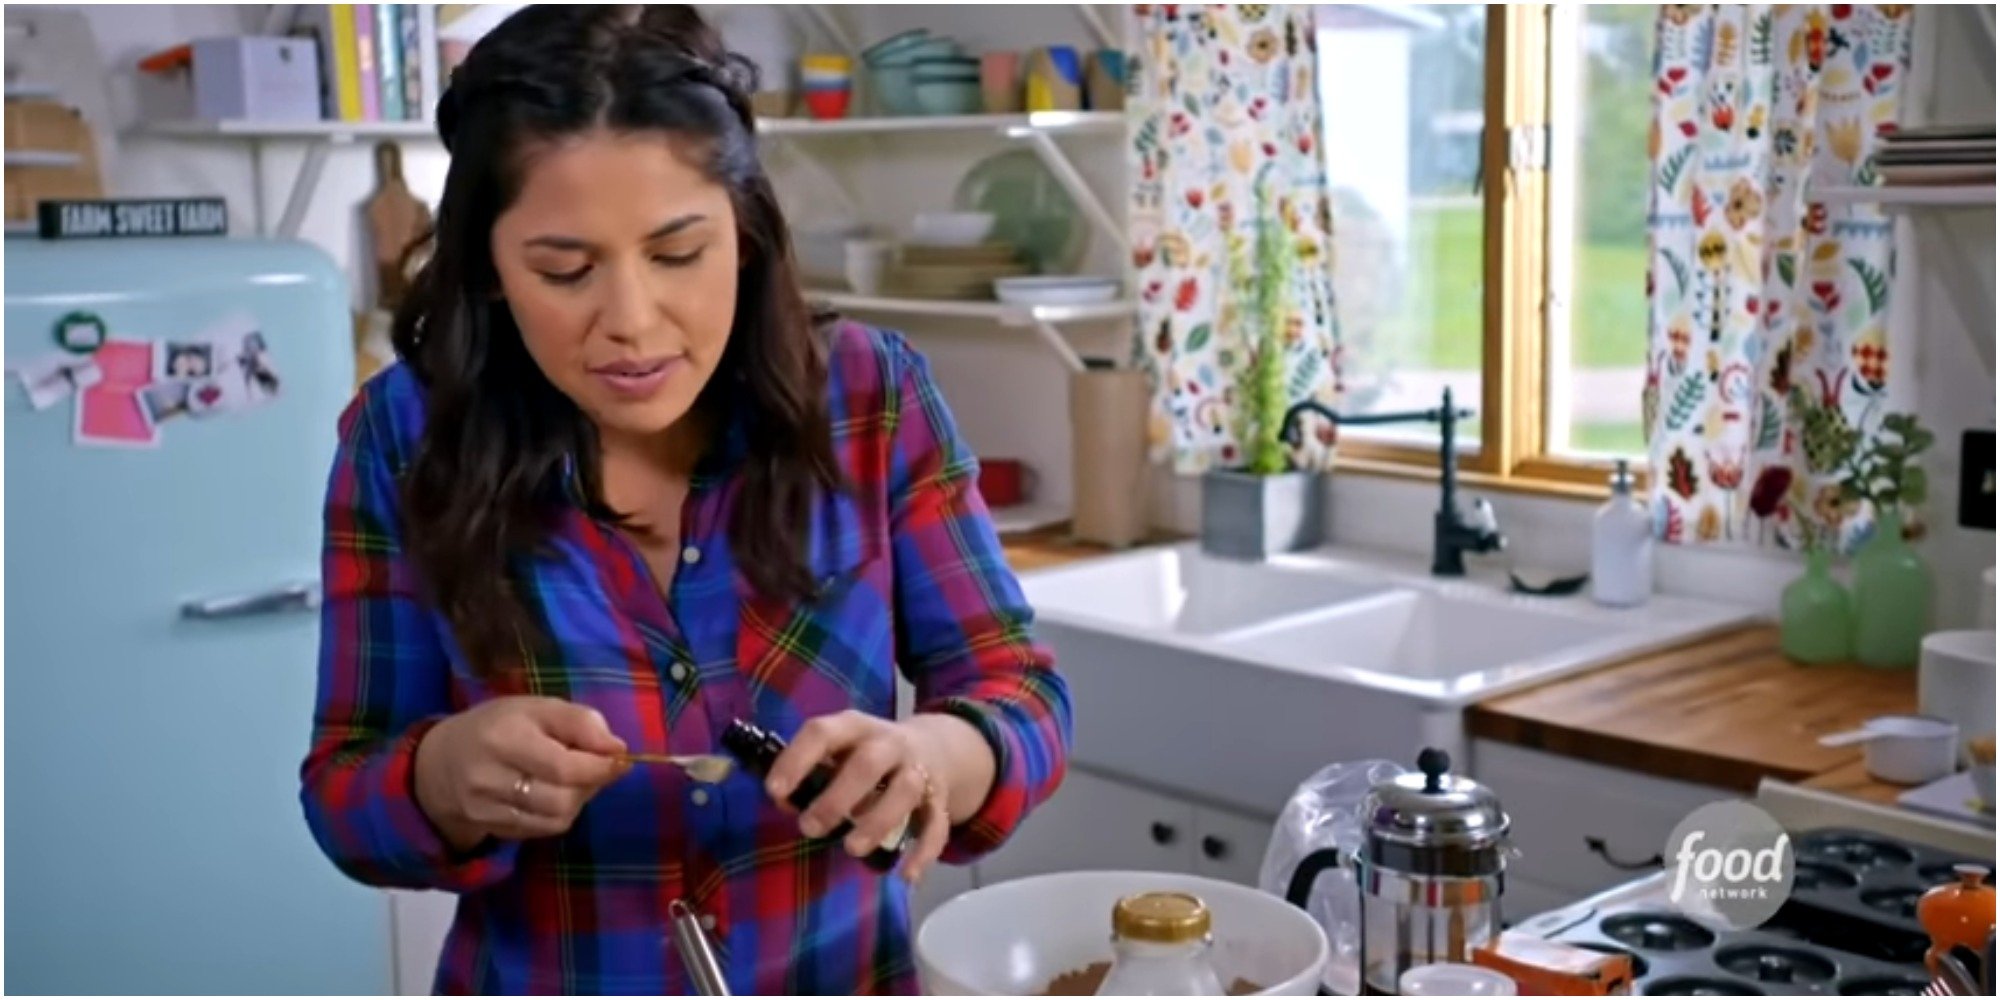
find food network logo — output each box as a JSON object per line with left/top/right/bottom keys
{"left": 1661, "top": 801, "right": 1797, "bottom": 929}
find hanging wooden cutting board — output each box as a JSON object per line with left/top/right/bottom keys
{"left": 363, "top": 140, "right": 432, "bottom": 312}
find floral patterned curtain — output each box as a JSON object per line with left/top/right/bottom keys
{"left": 1645, "top": 5, "right": 1913, "bottom": 550}
{"left": 1128, "top": 4, "right": 1343, "bottom": 474}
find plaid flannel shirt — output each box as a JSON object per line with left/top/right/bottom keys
{"left": 301, "top": 321, "right": 1072, "bottom": 994}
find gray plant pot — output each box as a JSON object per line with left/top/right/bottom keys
{"left": 1200, "top": 468, "right": 1326, "bottom": 560}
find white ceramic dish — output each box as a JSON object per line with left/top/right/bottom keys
{"left": 1973, "top": 759, "right": 1997, "bottom": 810}
{"left": 994, "top": 275, "right": 1121, "bottom": 306}
{"left": 915, "top": 870, "right": 1327, "bottom": 996}
{"left": 909, "top": 211, "right": 995, "bottom": 247}
{"left": 1918, "top": 629, "right": 1996, "bottom": 742}
{"left": 1822, "top": 714, "right": 1961, "bottom": 785}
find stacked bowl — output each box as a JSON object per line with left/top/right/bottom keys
{"left": 800, "top": 53, "right": 852, "bottom": 120}
{"left": 912, "top": 55, "right": 981, "bottom": 115}
{"left": 862, "top": 29, "right": 966, "bottom": 116}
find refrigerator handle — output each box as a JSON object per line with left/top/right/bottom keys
{"left": 180, "top": 581, "right": 322, "bottom": 621}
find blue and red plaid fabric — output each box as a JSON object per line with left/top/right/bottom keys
{"left": 301, "top": 321, "right": 1072, "bottom": 994}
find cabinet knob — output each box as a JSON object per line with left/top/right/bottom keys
{"left": 1201, "top": 835, "right": 1228, "bottom": 861}
{"left": 1149, "top": 822, "right": 1178, "bottom": 846}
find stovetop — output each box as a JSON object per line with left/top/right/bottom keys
{"left": 1512, "top": 826, "right": 1991, "bottom": 996}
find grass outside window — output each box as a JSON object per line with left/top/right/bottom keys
{"left": 1316, "top": 4, "right": 1654, "bottom": 497}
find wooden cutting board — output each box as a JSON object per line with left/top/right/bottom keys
{"left": 363, "top": 141, "right": 432, "bottom": 312}
{"left": 1467, "top": 625, "right": 1917, "bottom": 792}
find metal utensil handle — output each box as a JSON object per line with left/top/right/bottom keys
{"left": 180, "top": 581, "right": 321, "bottom": 620}
{"left": 669, "top": 899, "right": 730, "bottom": 996}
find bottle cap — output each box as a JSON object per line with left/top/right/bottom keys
{"left": 1608, "top": 458, "right": 1634, "bottom": 494}
{"left": 1111, "top": 891, "right": 1211, "bottom": 944}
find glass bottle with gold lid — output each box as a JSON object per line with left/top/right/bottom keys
{"left": 1095, "top": 891, "right": 1227, "bottom": 995}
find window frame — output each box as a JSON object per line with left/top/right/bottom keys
{"left": 1330, "top": 4, "right": 1646, "bottom": 500}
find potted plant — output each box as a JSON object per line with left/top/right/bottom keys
{"left": 1839, "top": 411, "right": 1935, "bottom": 669}
{"left": 1200, "top": 188, "right": 1324, "bottom": 560}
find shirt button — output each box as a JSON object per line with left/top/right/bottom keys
{"left": 669, "top": 661, "right": 690, "bottom": 684}
{"left": 691, "top": 788, "right": 711, "bottom": 806}
{"left": 681, "top": 544, "right": 702, "bottom": 565}
{"left": 699, "top": 913, "right": 717, "bottom": 932}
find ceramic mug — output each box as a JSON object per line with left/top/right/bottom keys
{"left": 843, "top": 239, "right": 893, "bottom": 295}
{"left": 980, "top": 52, "right": 1021, "bottom": 114}
{"left": 978, "top": 458, "right": 1037, "bottom": 507}
{"left": 1024, "top": 46, "right": 1082, "bottom": 112}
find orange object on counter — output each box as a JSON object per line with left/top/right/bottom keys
{"left": 1918, "top": 863, "right": 1996, "bottom": 976}
{"left": 136, "top": 44, "right": 193, "bottom": 74}
{"left": 1472, "top": 930, "right": 1635, "bottom": 995}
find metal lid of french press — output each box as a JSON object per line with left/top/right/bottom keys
{"left": 1363, "top": 748, "right": 1509, "bottom": 876}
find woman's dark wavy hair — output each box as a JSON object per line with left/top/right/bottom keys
{"left": 393, "top": 4, "right": 840, "bottom": 676}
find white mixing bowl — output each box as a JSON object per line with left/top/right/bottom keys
{"left": 915, "top": 870, "right": 1329, "bottom": 996}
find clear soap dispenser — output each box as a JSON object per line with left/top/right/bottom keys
{"left": 1590, "top": 459, "right": 1653, "bottom": 607}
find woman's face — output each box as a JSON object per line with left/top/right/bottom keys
{"left": 491, "top": 128, "right": 741, "bottom": 446}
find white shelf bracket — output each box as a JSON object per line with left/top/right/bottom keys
{"left": 759, "top": 136, "right": 863, "bottom": 219}
{"left": 797, "top": 5, "right": 857, "bottom": 56}
{"left": 273, "top": 138, "right": 338, "bottom": 239}
{"left": 1911, "top": 214, "right": 1998, "bottom": 376}
{"left": 1009, "top": 127, "right": 1129, "bottom": 258}
{"left": 1026, "top": 317, "right": 1088, "bottom": 374}
{"left": 1075, "top": 4, "right": 1118, "bottom": 50}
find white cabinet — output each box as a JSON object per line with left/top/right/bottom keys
{"left": 1471, "top": 740, "right": 1737, "bottom": 912}
{"left": 387, "top": 889, "right": 456, "bottom": 995}
{"left": 981, "top": 768, "right": 1197, "bottom": 884}
{"left": 1192, "top": 805, "right": 1277, "bottom": 888}
{"left": 979, "top": 766, "right": 1278, "bottom": 891}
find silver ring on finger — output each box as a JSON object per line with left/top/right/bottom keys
{"left": 512, "top": 773, "right": 534, "bottom": 806}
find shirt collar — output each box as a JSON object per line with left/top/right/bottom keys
{"left": 556, "top": 391, "right": 750, "bottom": 505}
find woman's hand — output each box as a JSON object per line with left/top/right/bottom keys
{"left": 413, "top": 696, "right": 631, "bottom": 850}
{"left": 765, "top": 710, "right": 995, "bottom": 884}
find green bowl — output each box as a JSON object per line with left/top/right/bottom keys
{"left": 861, "top": 29, "right": 929, "bottom": 67}
{"left": 914, "top": 79, "right": 983, "bottom": 116}
{"left": 869, "top": 65, "right": 921, "bottom": 116}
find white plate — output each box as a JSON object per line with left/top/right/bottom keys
{"left": 994, "top": 276, "right": 1120, "bottom": 306}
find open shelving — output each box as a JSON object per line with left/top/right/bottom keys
{"left": 1813, "top": 177, "right": 1996, "bottom": 376}
{"left": 808, "top": 291, "right": 1134, "bottom": 374}
{"left": 1813, "top": 184, "right": 1995, "bottom": 208}
{"left": 137, "top": 110, "right": 1127, "bottom": 246}
{"left": 4, "top": 149, "right": 81, "bottom": 168}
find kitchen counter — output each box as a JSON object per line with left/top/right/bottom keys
{"left": 1468, "top": 625, "right": 1916, "bottom": 793}
{"left": 999, "top": 525, "right": 1181, "bottom": 575}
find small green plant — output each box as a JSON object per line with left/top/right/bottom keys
{"left": 1237, "top": 185, "right": 1296, "bottom": 475}
{"left": 1839, "top": 410, "right": 1934, "bottom": 514}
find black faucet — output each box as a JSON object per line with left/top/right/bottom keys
{"left": 1279, "top": 387, "right": 1505, "bottom": 577}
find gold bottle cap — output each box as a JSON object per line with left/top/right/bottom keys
{"left": 1111, "top": 891, "right": 1212, "bottom": 944}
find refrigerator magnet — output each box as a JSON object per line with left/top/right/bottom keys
{"left": 54, "top": 311, "right": 108, "bottom": 355}
{"left": 7, "top": 352, "right": 104, "bottom": 411}
{"left": 73, "top": 340, "right": 160, "bottom": 448}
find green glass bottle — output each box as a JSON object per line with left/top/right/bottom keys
{"left": 1781, "top": 548, "right": 1853, "bottom": 665}
{"left": 1851, "top": 509, "right": 1931, "bottom": 669}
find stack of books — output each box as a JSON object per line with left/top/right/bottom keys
{"left": 292, "top": 4, "right": 512, "bottom": 124}
{"left": 1873, "top": 125, "right": 1995, "bottom": 187}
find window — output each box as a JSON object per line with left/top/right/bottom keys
{"left": 1316, "top": 4, "right": 1655, "bottom": 495}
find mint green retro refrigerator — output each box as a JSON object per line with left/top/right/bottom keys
{"left": 5, "top": 236, "right": 390, "bottom": 993}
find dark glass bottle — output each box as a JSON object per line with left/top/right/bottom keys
{"left": 720, "top": 719, "right": 912, "bottom": 873}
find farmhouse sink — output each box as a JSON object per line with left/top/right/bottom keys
{"left": 1021, "top": 541, "right": 1753, "bottom": 705}
{"left": 1213, "top": 588, "right": 1629, "bottom": 695}
{"left": 1017, "top": 545, "right": 1392, "bottom": 637}
{"left": 1017, "top": 541, "right": 1755, "bottom": 817}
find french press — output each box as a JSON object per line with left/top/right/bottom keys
{"left": 1283, "top": 748, "right": 1511, "bottom": 995}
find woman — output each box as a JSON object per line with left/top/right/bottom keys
{"left": 299, "top": 6, "right": 1072, "bottom": 994}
